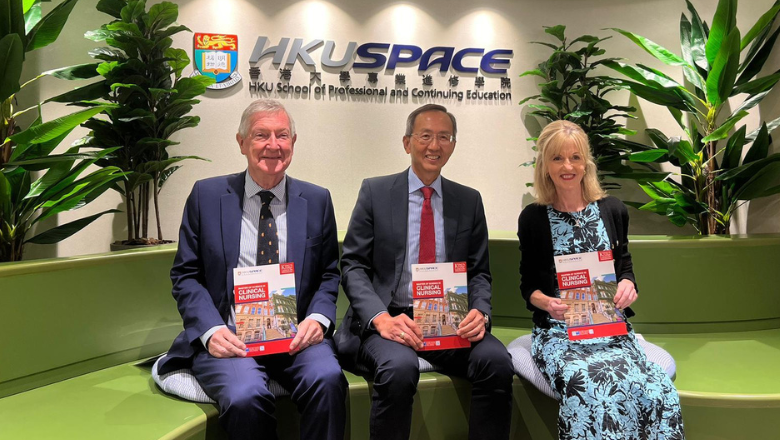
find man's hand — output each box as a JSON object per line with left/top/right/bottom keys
{"left": 289, "top": 318, "right": 324, "bottom": 355}
{"left": 614, "top": 279, "right": 638, "bottom": 310}
{"left": 457, "top": 309, "right": 487, "bottom": 342}
{"left": 373, "top": 312, "right": 424, "bottom": 350}
{"left": 207, "top": 327, "right": 247, "bottom": 358}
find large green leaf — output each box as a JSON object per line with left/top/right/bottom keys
{"left": 96, "top": 0, "right": 124, "bottom": 18}
{"left": 685, "top": 0, "right": 710, "bottom": 70}
{"left": 741, "top": 5, "right": 780, "bottom": 50}
{"left": 618, "top": 80, "right": 694, "bottom": 111}
{"left": 120, "top": 1, "right": 146, "bottom": 24}
{"left": 0, "top": 171, "right": 12, "bottom": 220}
{"left": 717, "top": 152, "right": 780, "bottom": 181}
{"left": 172, "top": 75, "right": 213, "bottom": 99}
{"left": 23, "top": 0, "right": 42, "bottom": 35}
{"left": 746, "top": 114, "right": 780, "bottom": 141}
{"left": 9, "top": 106, "right": 108, "bottom": 144}
{"left": 146, "top": 1, "right": 177, "bottom": 33}
{"left": 0, "top": 34, "right": 24, "bottom": 103}
{"left": 164, "top": 47, "right": 188, "bottom": 77}
{"left": 733, "top": 161, "right": 780, "bottom": 200}
{"left": 45, "top": 79, "right": 109, "bottom": 103}
{"left": 706, "top": 28, "right": 741, "bottom": 107}
{"left": 744, "top": 123, "right": 770, "bottom": 164}
{"left": 739, "top": 20, "right": 780, "bottom": 79}
{"left": 25, "top": 208, "right": 120, "bottom": 244}
{"left": 732, "top": 70, "right": 780, "bottom": 96}
{"left": 721, "top": 125, "right": 746, "bottom": 170}
{"left": 609, "top": 28, "right": 687, "bottom": 66}
{"left": 629, "top": 150, "right": 668, "bottom": 162}
{"left": 729, "top": 90, "right": 771, "bottom": 117}
{"left": 32, "top": 147, "right": 121, "bottom": 201}
{"left": 705, "top": 0, "right": 737, "bottom": 66}
{"left": 544, "top": 25, "right": 566, "bottom": 42}
{"left": 702, "top": 110, "right": 748, "bottom": 142}
{"left": 25, "top": 0, "right": 79, "bottom": 52}
{"left": 601, "top": 61, "right": 683, "bottom": 89}
{"left": 35, "top": 168, "right": 124, "bottom": 222}
{"left": 44, "top": 62, "right": 101, "bottom": 80}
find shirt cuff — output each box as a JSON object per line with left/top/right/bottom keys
{"left": 200, "top": 325, "right": 227, "bottom": 349}
{"left": 367, "top": 311, "right": 388, "bottom": 330}
{"left": 306, "top": 313, "right": 332, "bottom": 333}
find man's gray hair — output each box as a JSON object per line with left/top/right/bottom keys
{"left": 237, "top": 99, "right": 296, "bottom": 138}
{"left": 404, "top": 104, "right": 457, "bottom": 138}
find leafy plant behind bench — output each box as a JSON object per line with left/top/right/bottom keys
{"left": 605, "top": 0, "right": 780, "bottom": 234}
{"left": 60, "top": 0, "right": 214, "bottom": 245}
{"left": 0, "top": 0, "right": 125, "bottom": 262}
{"left": 520, "top": 25, "right": 646, "bottom": 190}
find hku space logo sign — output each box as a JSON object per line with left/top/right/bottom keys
{"left": 193, "top": 33, "right": 242, "bottom": 89}
{"left": 194, "top": 34, "right": 514, "bottom": 102}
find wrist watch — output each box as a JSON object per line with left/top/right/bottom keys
{"left": 483, "top": 312, "right": 490, "bottom": 326}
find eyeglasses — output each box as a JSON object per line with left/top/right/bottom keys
{"left": 410, "top": 132, "right": 455, "bottom": 146}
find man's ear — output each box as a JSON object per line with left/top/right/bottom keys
{"left": 402, "top": 135, "right": 411, "bottom": 154}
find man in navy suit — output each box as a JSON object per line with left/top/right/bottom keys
{"left": 334, "top": 104, "right": 514, "bottom": 440}
{"left": 158, "top": 99, "right": 346, "bottom": 440}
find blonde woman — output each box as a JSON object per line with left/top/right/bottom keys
{"left": 517, "top": 120, "right": 684, "bottom": 439}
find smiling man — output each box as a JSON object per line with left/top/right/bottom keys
{"left": 334, "top": 104, "right": 514, "bottom": 440}
{"left": 157, "top": 99, "right": 346, "bottom": 440}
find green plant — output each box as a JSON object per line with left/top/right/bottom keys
{"left": 71, "top": 0, "right": 214, "bottom": 244}
{"left": 1, "top": 0, "right": 125, "bottom": 262}
{"left": 605, "top": 0, "right": 780, "bottom": 234}
{"left": 520, "top": 25, "right": 648, "bottom": 189}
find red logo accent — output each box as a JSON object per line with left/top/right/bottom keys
{"left": 412, "top": 280, "right": 444, "bottom": 298}
{"left": 598, "top": 250, "right": 613, "bottom": 262}
{"left": 235, "top": 282, "right": 269, "bottom": 302}
{"left": 280, "top": 262, "right": 295, "bottom": 274}
{"left": 453, "top": 262, "right": 467, "bottom": 273}
{"left": 557, "top": 269, "right": 591, "bottom": 289}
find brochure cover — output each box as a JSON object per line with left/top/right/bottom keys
{"left": 554, "top": 250, "right": 627, "bottom": 340}
{"left": 411, "top": 262, "right": 471, "bottom": 351}
{"left": 233, "top": 262, "right": 297, "bottom": 356}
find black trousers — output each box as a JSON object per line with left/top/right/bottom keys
{"left": 357, "top": 314, "right": 514, "bottom": 440}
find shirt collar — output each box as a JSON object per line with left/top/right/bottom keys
{"left": 408, "top": 168, "right": 442, "bottom": 197}
{"left": 244, "top": 171, "right": 286, "bottom": 203}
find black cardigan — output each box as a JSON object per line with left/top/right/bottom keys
{"left": 517, "top": 196, "right": 637, "bottom": 328}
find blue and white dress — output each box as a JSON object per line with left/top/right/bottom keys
{"left": 531, "top": 202, "right": 685, "bottom": 440}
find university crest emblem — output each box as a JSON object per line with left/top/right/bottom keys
{"left": 192, "top": 33, "right": 242, "bottom": 89}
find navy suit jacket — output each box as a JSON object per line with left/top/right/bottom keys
{"left": 158, "top": 172, "right": 340, "bottom": 375}
{"left": 334, "top": 169, "right": 493, "bottom": 368}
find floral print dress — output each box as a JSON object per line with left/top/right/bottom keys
{"left": 531, "top": 202, "right": 685, "bottom": 440}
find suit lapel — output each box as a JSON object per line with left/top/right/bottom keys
{"left": 286, "top": 177, "right": 307, "bottom": 291}
{"left": 391, "top": 170, "right": 409, "bottom": 287}
{"left": 442, "top": 177, "right": 460, "bottom": 261}
{"left": 221, "top": 173, "right": 244, "bottom": 270}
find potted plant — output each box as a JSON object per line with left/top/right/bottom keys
{"left": 67, "top": 0, "right": 214, "bottom": 248}
{"left": 520, "top": 25, "right": 659, "bottom": 189}
{"left": 0, "top": 0, "right": 125, "bottom": 262}
{"left": 604, "top": 0, "right": 780, "bottom": 234}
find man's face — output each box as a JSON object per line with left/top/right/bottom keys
{"left": 236, "top": 111, "right": 296, "bottom": 185}
{"left": 403, "top": 110, "right": 456, "bottom": 184}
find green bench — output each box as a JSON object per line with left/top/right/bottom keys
{"left": 2, "top": 234, "right": 779, "bottom": 439}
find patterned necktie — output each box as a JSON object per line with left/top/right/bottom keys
{"left": 418, "top": 186, "right": 435, "bottom": 264}
{"left": 257, "top": 191, "right": 279, "bottom": 266}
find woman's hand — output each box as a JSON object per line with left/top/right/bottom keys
{"left": 614, "top": 279, "right": 637, "bottom": 310}
{"left": 530, "top": 290, "right": 568, "bottom": 320}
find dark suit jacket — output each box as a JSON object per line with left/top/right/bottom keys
{"left": 334, "top": 169, "right": 492, "bottom": 367}
{"left": 158, "top": 172, "right": 340, "bottom": 375}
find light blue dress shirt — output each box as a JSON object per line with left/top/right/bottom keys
{"left": 392, "top": 169, "right": 446, "bottom": 308}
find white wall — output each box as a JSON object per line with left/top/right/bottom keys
{"left": 21, "top": 0, "right": 780, "bottom": 259}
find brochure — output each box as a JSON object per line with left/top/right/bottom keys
{"left": 233, "top": 262, "right": 297, "bottom": 355}
{"left": 554, "top": 250, "right": 627, "bottom": 340}
{"left": 411, "top": 262, "right": 471, "bottom": 351}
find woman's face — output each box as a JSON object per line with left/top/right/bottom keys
{"left": 546, "top": 141, "right": 586, "bottom": 193}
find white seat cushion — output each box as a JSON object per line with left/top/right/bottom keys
{"left": 151, "top": 356, "right": 290, "bottom": 404}
{"left": 506, "top": 334, "right": 677, "bottom": 400}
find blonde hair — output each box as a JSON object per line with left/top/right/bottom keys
{"left": 533, "top": 120, "right": 605, "bottom": 205}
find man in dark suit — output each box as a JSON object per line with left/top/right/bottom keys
{"left": 334, "top": 104, "right": 514, "bottom": 440}
{"left": 158, "top": 99, "right": 346, "bottom": 440}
